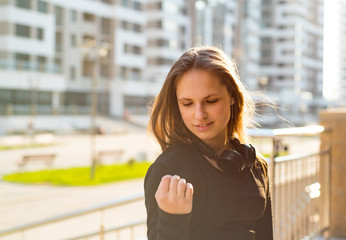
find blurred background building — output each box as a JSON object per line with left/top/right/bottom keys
{"left": 259, "top": 0, "right": 325, "bottom": 126}
{"left": 339, "top": 0, "right": 346, "bottom": 106}
{"left": 0, "top": 0, "right": 342, "bottom": 135}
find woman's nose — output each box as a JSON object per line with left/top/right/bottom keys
{"left": 195, "top": 104, "right": 207, "bottom": 120}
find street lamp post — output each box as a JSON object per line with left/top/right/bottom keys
{"left": 28, "top": 77, "right": 40, "bottom": 145}
{"left": 80, "top": 39, "right": 110, "bottom": 179}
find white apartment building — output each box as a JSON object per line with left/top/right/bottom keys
{"left": 145, "top": 0, "right": 191, "bottom": 83}
{"left": 260, "top": 0, "right": 325, "bottom": 126}
{"left": 195, "top": 0, "right": 236, "bottom": 54}
{"left": 0, "top": 0, "right": 328, "bottom": 134}
{"left": 111, "top": 0, "right": 149, "bottom": 116}
{"left": 0, "top": 0, "right": 194, "bottom": 134}
{"left": 0, "top": 0, "right": 157, "bottom": 134}
{"left": 339, "top": 0, "right": 346, "bottom": 106}
{"left": 194, "top": 0, "right": 261, "bottom": 91}
{"left": 235, "top": 0, "right": 262, "bottom": 91}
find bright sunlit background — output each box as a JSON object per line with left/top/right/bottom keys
{"left": 323, "top": 0, "right": 342, "bottom": 100}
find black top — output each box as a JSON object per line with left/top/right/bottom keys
{"left": 144, "top": 143, "right": 273, "bottom": 240}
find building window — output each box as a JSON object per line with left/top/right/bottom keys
{"left": 131, "top": 68, "right": 141, "bottom": 81}
{"left": 148, "top": 39, "right": 169, "bottom": 47}
{"left": 70, "top": 66, "right": 76, "bottom": 80}
{"left": 83, "top": 60, "right": 93, "bottom": 77}
{"left": 120, "top": 66, "right": 127, "bottom": 79}
{"left": 55, "top": 7, "right": 63, "bottom": 26}
{"left": 37, "top": 28, "right": 44, "bottom": 40}
{"left": 14, "top": 90, "right": 31, "bottom": 105}
{"left": 71, "top": 10, "right": 77, "bottom": 22}
{"left": 15, "top": 53, "right": 30, "bottom": 70}
{"left": 71, "top": 34, "right": 76, "bottom": 47}
{"left": 124, "top": 44, "right": 142, "bottom": 55}
{"left": 101, "top": 18, "right": 111, "bottom": 35}
{"left": 54, "top": 58, "right": 62, "bottom": 73}
{"left": 37, "top": 1, "right": 48, "bottom": 13}
{"left": 148, "top": 57, "right": 174, "bottom": 66}
{"left": 121, "top": 0, "right": 129, "bottom": 7}
{"left": 16, "top": 0, "right": 31, "bottom": 9}
{"left": 0, "top": 89, "right": 12, "bottom": 105}
{"left": 38, "top": 91, "right": 52, "bottom": 105}
{"left": 101, "top": 64, "right": 110, "bottom": 78}
{"left": 83, "top": 13, "right": 96, "bottom": 22}
{"left": 37, "top": 56, "right": 46, "bottom": 72}
{"left": 133, "top": 2, "right": 142, "bottom": 10}
{"left": 15, "top": 24, "right": 31, "bottom": 38}
{"left": 147, "top": 2, "right": 161, "bottom": 10}
{"left": 121, "top": 21, "right": 129, "bottom": 30}
{"left": 133, "top": 23, "right": 142, "bottom": 33}
{"left": 55, "top": 32, "right": 63, "bottom": 52}
{"left": 147, "top": 20, "right": 162, "bottom": 28}
{"left": 133, "top": 46, "right": 142, "bottom": 55}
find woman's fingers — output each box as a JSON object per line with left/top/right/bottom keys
{"left": 169, "top": 175, "right": 180, "bottom": 193}
{"left": 157, "top": 175, "right": 172, "bottom": 193}
{"left": 155, "top": 175, "right": 194, "bottom": 214}
{"left": 177, "top": 178, "right": 187, "bottom": 196}
{"left": 185, "top": 183, "right": 194, "bottom": 201}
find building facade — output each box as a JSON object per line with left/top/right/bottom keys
{"left": 0, "top": 0, "right": 154, "bottom": 134}
{"left": 260, "top": 0, "right": 325, "bottom": 126}
{"left": 339, "top": 0, "right": 346, "bottom": 106}
{"left": 0, "top": 0, "right": 327, "bottom": 134}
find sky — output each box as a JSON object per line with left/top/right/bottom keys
{"left": 323, "top": 0, "right": 342, "bottom": 100}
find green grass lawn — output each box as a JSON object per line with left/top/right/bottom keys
{"left": 2, "top": 162, "right": 152, "bottom": 186}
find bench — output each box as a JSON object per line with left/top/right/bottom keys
{"left": 96, "top": 150, "right": 124, "bottom": 165}
{"left": 17, "top": 154, "right": 56, "bottom": 169}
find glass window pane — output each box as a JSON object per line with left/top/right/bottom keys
{"left": 37, "top": 1, "right": 48, "bottom": 13}
{"left": 16, "top": 0, "right": 31, "bottom": 9}
{"left": 15, "top": 24, "right": 31, "bottom": 38}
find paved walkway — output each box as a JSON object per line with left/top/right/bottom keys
{"left": 0, "top": 179, "right": 146, "bottom": 239}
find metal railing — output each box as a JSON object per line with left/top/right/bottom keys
{"left": 249, "top": 126, "right": 331, "bottom": 240}
{"left": 0, "top": 193, "right": 146, "bottom": 240}
{"left": 0, "top": 126, "right": 331, "bottom": 240}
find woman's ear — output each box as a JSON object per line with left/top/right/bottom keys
{"left": 230, "top": 97, "right": 235, "bottom": 105}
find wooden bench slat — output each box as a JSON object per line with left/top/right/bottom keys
{"left": 18, "top": 154, "right": 57, "bottom": 168}
{"left": 96, "top": 150, "right": 124, "bottom": 165}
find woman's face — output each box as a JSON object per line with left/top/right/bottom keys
{"left": 176, "top": 69, "right": 233, "bottom": 148}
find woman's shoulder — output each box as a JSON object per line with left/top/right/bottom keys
{"left": 154, "top": 142, "right": 195, "bottom": 169}
{"left": 144, "top": 142, "right": 197, "bottom": 190}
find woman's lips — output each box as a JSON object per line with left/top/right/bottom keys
{"left": 194, "top": 121, "right": 213, "bottom": 131}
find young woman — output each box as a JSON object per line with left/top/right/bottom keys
{"left": 144, "top": 46, "right": 273, "bottom": 240}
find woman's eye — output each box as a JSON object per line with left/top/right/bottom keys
{"left": 207, "top": 99, "right": 218, "bottom": 104}
{"left": 182, "top": 102, "right": 192, "bottom": 106}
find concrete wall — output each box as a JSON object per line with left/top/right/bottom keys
{"left": 320, "top": 108, "right": 346, "bottom": 238}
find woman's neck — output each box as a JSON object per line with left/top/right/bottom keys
{"left": 203, "top": 136, "right": 229, "bottom": 155}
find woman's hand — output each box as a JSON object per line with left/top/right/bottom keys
{"left": 155, "top": 175, "right": 194, "bottom": 214}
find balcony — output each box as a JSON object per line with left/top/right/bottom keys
{"left": 0, "top": 59, "right": 62, "bottom": 74}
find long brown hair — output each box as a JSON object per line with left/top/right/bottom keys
{"left": 148, "top": 46, "right": 267, "bottom": 176}
{"left": 149, "top": 46, "right": 254, "bottom": 147}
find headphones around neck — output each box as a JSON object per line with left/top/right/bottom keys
{"left": 191, "top": 135, "right": 256, "bottom": 177}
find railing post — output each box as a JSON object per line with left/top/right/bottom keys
{"left": 271, "top": 137, "right": 277, "bottom": 239}
{"left": 99, "top": 224, "right": 104, "bottom": 240}
{"left": 320, "top": 108, "right": 346, "bottom": 238}
{"left": 100, "top": 209, "right": 104, "bottom": 240}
